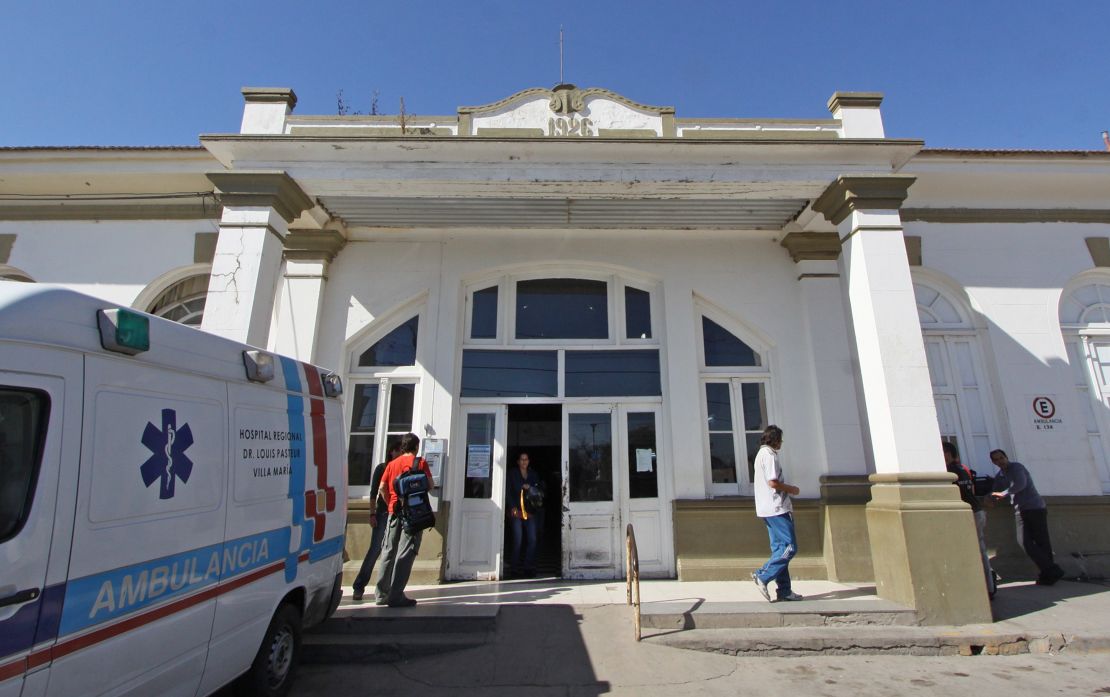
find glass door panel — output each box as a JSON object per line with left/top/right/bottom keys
{"left": 562, "top": 407, "right": 620, "bottom": 578}
{"left": 448, "top": 405, "right": 506, "bottom": 580}
{"left": 567, "top": 412, "right": 613, "bottom": 502}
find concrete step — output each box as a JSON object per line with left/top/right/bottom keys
{"left": 648, "top": 624, "right": 1096, "bottom": 657}
{"left": 303, "top": 604, "right": 501, "bottom": 664}
{"left": 302, "top": 631, "right": 492, "bottom": 664}
{"left": 640, "top": 599, "right": 917, "bottom": 630}
{"left": 321, "top": 602, "right": 501, "bottom": 635}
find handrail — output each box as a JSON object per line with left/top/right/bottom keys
{"left": 625, "top": 523, "right": 641, "bottom": 641}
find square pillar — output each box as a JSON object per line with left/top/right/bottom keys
{"left": 813, "top": 177, "right": 991, "bottom": 624}
{"left": 271, "top": 230, "right": 347, "bottom": 361}
{"left": 782, "top": 233, "right": 873, "bottom": 582}
{"left": 202, "top": 171, "right": 314, "bottom": 347}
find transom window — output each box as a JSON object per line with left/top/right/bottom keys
{"left": 358, "top": 316, "right": 418, "bottom": 367}
{"left": 464, "top": 273, "right": 657, "bottom": 346}
{"left": 696, "top": 306, "right": 773, "bottom": 495}
{"left": 1061, "top": 282, "right": 1110, "bottom": 329}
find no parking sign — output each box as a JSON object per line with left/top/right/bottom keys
{"left": 1030, "top": 395, "right": 1063, "bottom": 432}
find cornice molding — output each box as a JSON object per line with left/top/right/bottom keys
{"left": 780, "top": 231, "right": 842, "bottom": 262}
{"left": 812, "top": 175, "right": 916, "bottom": 226}
{"left": 206, "top": 170, "right": 314, "bottom": 223}
{"left": 283, "top": 229, "right": 347, "bottom": 262}
{"left": 458, "top": 84, "right": 675, "bottom": 116}
{"left": 901, "top": 208, "right": 1110, "bottom": 224}
{"left": 827, "top": 91, "right": 884, "bottom": 112}
{"left": 241, "top": 87, "right": 297, "bottom": 109}
{"left": 0, "top": 201, "right": 218, "bottom": 221}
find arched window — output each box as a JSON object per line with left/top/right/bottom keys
{"left": 147, "top": 274, "right": 209, "bottom": 326}
{"left": 357, "top": 316, "right": 418, "bottom": 367}
{"left": 914, "top": 280, "right": 1000, "bottom": 475}
{"left": 346, "top": 310, "right": 424, "bottom": 494}
{"left": 697, "top": 306, "right": 772, "bottom": 495}
{"left": 1060, "top": 278, "right": 1110, "bottom": 491}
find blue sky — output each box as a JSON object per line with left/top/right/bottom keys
{"left": 2, "top": 0, "right": 1107, "bottom": 149}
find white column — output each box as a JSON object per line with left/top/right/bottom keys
{"left": 794, "top": 257, "right": 869, "bottom": 473}
{"left": 812, "top": 176, "right": 991, "bottom": 624}
{"left": 814, "top": 177, "right": 943, "bottom": 475}
{"left": 202, "top": 207, "right": 288, "bottom": 346}
{"left": 840, "top": 210, "right": 943, "bottom": 474}
{"left": 202, "top": 172, "right": 315, "bottom": 348}
{"left": 270, "top": 231, "right": 347, "bottom": 362}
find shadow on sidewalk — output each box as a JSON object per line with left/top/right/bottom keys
{"left": 291, "top": 605, "right": 611, "bottom": 696}
{"left": 991, "top": 579, "right": 1110, "bottom": 622}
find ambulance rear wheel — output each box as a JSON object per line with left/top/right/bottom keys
{"left": 238, "top": 603, "right": 302, "bottom": 697}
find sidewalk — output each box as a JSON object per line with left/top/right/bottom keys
{"left": 339, "top": 575, "right": 1110, "bottom": 656}
{"left": 289, "top": 578, "right": 1110, "bottom": 697}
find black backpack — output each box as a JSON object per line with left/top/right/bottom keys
{"left": 394, "top": 457, "right": 436, "bottom": 534}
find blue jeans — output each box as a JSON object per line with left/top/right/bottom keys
{"left": 352, "top": 508, "right": 388, "bottom": 592}
{"left": 755, "top": 513, "right": 797, "bottom": 598}
{"left": 508, "top": 515, "right": 538, "bottom": 572}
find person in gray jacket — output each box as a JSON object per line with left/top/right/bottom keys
{"left": 990, "top": 449, "right": 1065, "bottom": 586}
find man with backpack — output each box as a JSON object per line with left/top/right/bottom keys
{"left": 351, "top": 444, "right": 400, "bottom": 602}
{"left": 375, "top": 433, "right": 434, "bottom": 608}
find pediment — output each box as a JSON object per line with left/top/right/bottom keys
{"left": 458, "top": 84, "right": 674, "bottom": 137}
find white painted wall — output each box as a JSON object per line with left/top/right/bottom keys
{"left": 908, "top": 220, "right": 1110, "bottom": 495}
{"left": 312, "top": 229, "right": 828, "bottom": 504}
{"left": 0, "top": 219, "right": 215, "bottom": 307}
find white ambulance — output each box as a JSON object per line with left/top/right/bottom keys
{"left": 0, "top": 284, "right": 347, "bottom": 697}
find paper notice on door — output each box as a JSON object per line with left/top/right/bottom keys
{"left": 466, "top": 444, "right": 492, "bottom": 478}
{"left": 635, "top": 448, "right": 654, "bottom": 473}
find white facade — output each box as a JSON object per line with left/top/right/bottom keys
{"left": 3, "top": 85, "right": 1109, "bottom": 591}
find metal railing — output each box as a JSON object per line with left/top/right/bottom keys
{"left": 625, "top": 523, "right": 641, "bottom": 641}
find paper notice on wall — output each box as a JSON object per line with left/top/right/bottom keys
{"left": 466, "top": 444, "right": 491, "bottom": 478}
{"left": 635, "top": 448, "right": 654, "bottom": 473}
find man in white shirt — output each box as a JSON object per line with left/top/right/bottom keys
{"left": 750, "top": 425, "right": 803, "bottom": 602}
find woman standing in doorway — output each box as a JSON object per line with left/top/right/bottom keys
{"left": 507, "top": 452, "right": 541, "bottom": 578}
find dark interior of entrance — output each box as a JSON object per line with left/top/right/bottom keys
{"left": 506, "top": 404, "right": 562, "bottom": 578}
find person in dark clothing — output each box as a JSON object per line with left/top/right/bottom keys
{"left": 943, "top": 441, "right": 996, "bottom": 597}
{"left": 506, "top": 452, "right": 541, "bottom": 578}
{"left": 990, "top": 449, "right": 1065, "bottom": 586}
{"left": 351, "top": 445, "right": 401, "bottom": 601}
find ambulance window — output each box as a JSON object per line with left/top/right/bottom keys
{"left": 358, "top": 317, "right": 419, "bottom": 367}
{"left": 0, "top": 388, "right": 49, "bottom": 542}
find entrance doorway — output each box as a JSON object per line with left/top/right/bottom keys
{"left": 448, "top": 401, "right": 674, "bottom": 581}
{"left": 505, "top": 404, "right": 562, "bottom": 578}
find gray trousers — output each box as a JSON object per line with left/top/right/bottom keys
{"left": 973, "top": 509, "right": 996, "bottom": 594}
{"left": 375, "top": 512, "right": 423, "bottom": 604}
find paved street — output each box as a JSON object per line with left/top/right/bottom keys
{"left": 288, "top": 578, "right": 1110, "bottom": 696}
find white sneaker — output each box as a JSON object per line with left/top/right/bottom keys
{"left": 751, "top": 572, "right": 771, "bottom": 602}
{"left": 777, "top": 592, "right": 804, "bottom": 602}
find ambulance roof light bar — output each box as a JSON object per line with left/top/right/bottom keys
{"left": 243, "top": 350, "right": 275, "bottom": 383}
{"left": 97, "top": 308, "right": 150, "bottom": 355}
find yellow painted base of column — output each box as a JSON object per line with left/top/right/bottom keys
{"left": 867, "top": 473, "right": 991, "bottom": 625}
{"left": 820, "top": 475, "right": 874, "bottom": 582}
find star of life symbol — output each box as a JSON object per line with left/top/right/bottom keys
{"left": 141, "top": 408, "right": 194, "bottom": 499}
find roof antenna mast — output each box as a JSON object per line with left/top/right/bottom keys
{"left": 559, "top": 25, "right": 565, "bottom": 84}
